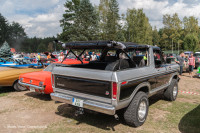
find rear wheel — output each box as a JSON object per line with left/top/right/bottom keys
{"left": 124, "top": 91, "right": 149, "bottom": 127}
{"left": 13, "top": 80, "right": 27, "bottom": 91}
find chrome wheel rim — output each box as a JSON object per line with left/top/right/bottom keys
{"left": 138, "top": 101, "right": 147, "bottom": 121}
{"left": 173, "top": 85, "right": 178, "bottom": 98}
{"left": 17, "top": 83, "right": 27, "bottom": 91}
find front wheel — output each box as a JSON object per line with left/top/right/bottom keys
{"left": 164, "top": 79, "right": 178, "bottom": 101}
{"left": 124, "top": 91, "right": 149, "bottom": 127}
{"left": 13, "top": 80, "right": 28, "bottom": 91}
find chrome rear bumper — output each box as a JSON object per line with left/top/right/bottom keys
{"left": 51, "top": 93, "right": 115, "bottom": 115}
{"left": 18, "top": 81, "right": 45, "bottom": 90}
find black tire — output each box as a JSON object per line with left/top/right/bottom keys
{"left": 124, "top": 91, "right": 149, "bottom": 127}
{"left": 164, "top": 79, "right": 178, "bottom": 101}
{"left": 13, "top": 80, "right": 28, "bottom": 91}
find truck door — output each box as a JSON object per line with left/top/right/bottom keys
{"left": 153, "top": 49, "right": 169, "bottom": 88}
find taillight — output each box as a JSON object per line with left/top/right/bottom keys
{"left": 112, "top": 82, "right": 117, "bottom": 99}
{"left": 121, "top": 81, "right": 128, "bottom": 85}
{"left": 52, "top": 74, "right": 54, "bottom": 87}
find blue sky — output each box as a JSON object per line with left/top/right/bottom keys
{"left": 0, "top": 0, "right": 200, "bottom": 38}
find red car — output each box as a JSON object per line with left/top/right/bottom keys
{"left": 18, "top": 59, "right": 88, "bottom": 94}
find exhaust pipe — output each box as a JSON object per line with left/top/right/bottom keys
{"left": 114, "top": 114, "right": 119, "bottom": 120}
{"left": 75, "top": 108, "right": 84, "bottom": 116}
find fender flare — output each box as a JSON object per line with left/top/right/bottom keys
{"left": 169, "top": 72, "right": 179, "bottom": 85}
{"left": 115, "top": 82, "right": 151, "bottom": 110}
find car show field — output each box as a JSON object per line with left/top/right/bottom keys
{"left": 0, "top": 67, "right": 199, "bottom": 133}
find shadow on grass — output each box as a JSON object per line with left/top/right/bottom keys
{"left": 55, "top": 93, "right": 164, "bottom": 131}
{"left": 179, "top": 105, "right": 200, "bottom": 133}
{"left": 0, "top": 86, "right": 15, "bottom": 94}
{"left": 25, "top": 92, "right": 52, "bottom": 101}
{"left": 56, "top": 104, "right": 122, "bottom": 131}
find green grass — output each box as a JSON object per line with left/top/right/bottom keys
{"left": 30, "top": 94, "right": 200, "bottom": 133}
{"left": 0, "top": 87, "right": 15, "bottom": 97}
{"left": 0, "top": 93, "right": 8, "bottom": 97}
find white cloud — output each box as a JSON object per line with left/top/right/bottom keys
{"left": 0, "top": 0, "right": 65, "bottom": 38}
{"left": 1, "top": 0, "right": 200, "bottom": 37}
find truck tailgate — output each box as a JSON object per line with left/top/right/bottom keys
{"left": 53, "top": 67, "right": 114, "bottom": 99}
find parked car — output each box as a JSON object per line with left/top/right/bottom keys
{"left": 18, "top": 59, "right": 89, "bottom": 94}
{"left": 194, "top": 52, "right": 200, "bottom": 68}
{"left": 0, "top": 58, "right": 16, "bottom": 65}
{"left": 196, "top": 66, "right": 200, "bottom": 77}
{"left": 0, "top": 57, "right": 49, "bottom": 68}
{"left": 0, "top": 67, "right": 43, "bottom": 91}
{"left": 184, "top": 51, "right": 193, "bottom": 56}
{"left": 50, "top": 40, "right": 180, "bottom": 127}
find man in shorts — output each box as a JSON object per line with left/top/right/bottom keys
{"left": 188, "top": 53, "right": 195, "bottom": 78}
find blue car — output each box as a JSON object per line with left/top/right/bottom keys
{"left": 0, "top": 58, "right": 49, "bottom": 68}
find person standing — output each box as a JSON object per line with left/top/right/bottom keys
{"left": 58, "top": 52, "right": 64, "bottom": 62}
{"left": 188, "top": 53, "right": 195, "bottom": 78}
{"left": 37, "top": 53, "right": 43, "bottom": 66}
{"left": 175, "top": 52, "right": 185, "bottom": 76}
{"left": 84, "top": 51, "right": 91, "bottom": 61}
{"left": 91, "top": 52, "right": 97, "bottom": 61}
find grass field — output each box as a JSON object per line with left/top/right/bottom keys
{"left": 29, "top": 94, "right": 200, "bottom": 133}
{"left": 0, "top": 68, "right": 200, "bottom": 133}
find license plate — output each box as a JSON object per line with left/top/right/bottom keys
{"left": 29, "top": 87, "right": 35, "bottom": 92}
{"left": 72, "top": 98, "right": 83, "bottom": 107}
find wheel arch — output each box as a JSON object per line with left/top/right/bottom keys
{"left": 169, "top": 72, "right": 179, "bottom": 84}
{"left": 12, "top": 79, "right": 19, "bottom": 87}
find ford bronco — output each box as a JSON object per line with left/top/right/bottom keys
{"left": 50, "top": 41, "right": 180, "bottom": 127}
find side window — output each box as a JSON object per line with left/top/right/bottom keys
{"left": 128, "top": 48, "right": 149, "bottom": 67}
{"left": 153, "top": 49, "right": 165, "bottom": 68}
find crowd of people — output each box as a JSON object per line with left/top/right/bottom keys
{"left": 175, "top": 52, "right": 196, "bottom": 78}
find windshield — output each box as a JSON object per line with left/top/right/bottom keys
{"left": 194, "top": 53, "right": 200, "bottom": 57}
{"left": 43, "top": 63, "right": 55, "bottom": 72}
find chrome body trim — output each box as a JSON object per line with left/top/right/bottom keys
{"left": 18, "top": 81, "right": 45, "bottom": 90}
{"left": 51, "top": 93, "right": 115, "bottom": 115}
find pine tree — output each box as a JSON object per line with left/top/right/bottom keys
{"left": 59, "top": 0, "right": 80, "bottom": 41}
{"left": 0, "top": 41, "right": 13, "bottom": 58}
{"left": 106, "top": 0, "right": 120, "bottom": 40}
{"left": 0, "top": 13, "right": 10, "bottom": 45}
{"left": 73, "top": 0, "right": 99, "bottom": 41}
{"left": 98, "top": 0, "right": 109, "bottom": 39}
{"left": 59, "top": 0, "right": 99, "bottom": 41}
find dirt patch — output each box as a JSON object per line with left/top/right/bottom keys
{"left": 0, "top": 67, "right": 14, "bottom": 71}
{"left": 177, "top": 97, "right": 200, "bottom": 104}
{"left": 0, "top": 69, "right": 200, "bottom": 132}
{"left": 149, "top": 108, "right": 170, "bottom": 121}
{"left": 179, "top": 70, "right": 200, "bottom": 93}
{"left": 0, "top": 90, "right": 64, "bottom": 133}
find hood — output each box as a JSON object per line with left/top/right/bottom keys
{"left": 20, "top": 71, "right": 51, "bottom": 81}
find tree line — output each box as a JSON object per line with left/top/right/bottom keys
{"left": 0, "top": 13, "right": 61, "bottom": 53}
{"left": 59, "top": 0, "right": 200, "bottom": 52}
{"left": 1, "top": 0, "right": 200, "bottom": 53}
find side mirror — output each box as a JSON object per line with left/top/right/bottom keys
{"left": 155, "top": 60, "right": 162, "bottom": 67}
{"left": 166, "top": 58, "right": 172, "bottom": 64}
